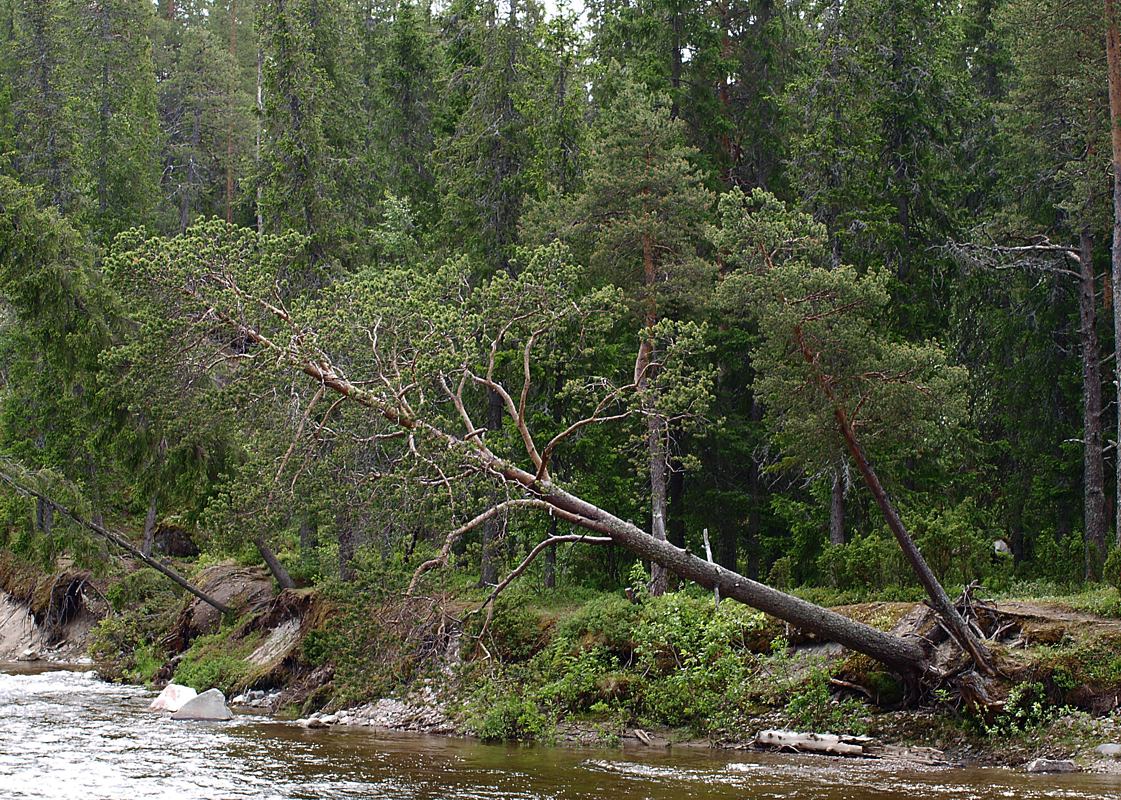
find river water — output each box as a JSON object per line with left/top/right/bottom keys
{"left": 2, "top": 665, "right": 1121, "bottom": 800}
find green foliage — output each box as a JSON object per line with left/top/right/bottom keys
{"left": 465, "top": 683, "right": 552, "bottom": 743}
{"left": 172, "top": 627, "right": 260, "bottom": 695}
{"left": 816, "top": 531, "right": 906, "bottom": 593}
{"left": 979, "top": 682, "right": 1063, "bottom": 738}
{"left": 466, "top": 590, "right": 775, "bottom": 738}
{"left": 88, "top": 566, "right": 181, "bottom": 685}
{"left": 784, "top": 667, "right": 869, "bottom": 735}
{"left": 1104, "top": 548, "right": 1121, "bottom": 592}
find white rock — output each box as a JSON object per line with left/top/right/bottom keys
{"left": 303, "top": 717, "right": 327, "bottom": 729}
{"left": 171, "top": 688, "right": 234, "bottom": 721}
{"left": 148, "top": 684, "right": 198, "bottom": 713}
{"left": 1026, "top": 758, "right": 1079, "bottom": 774}
{"left": 1095, "top": 743, "right": 1121, "bottom": 758}
{"left": 319, "top": 714, "right": 338, "bottom": 725}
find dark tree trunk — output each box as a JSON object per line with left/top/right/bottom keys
{"left": 254, "top": 536, "right": 296, "bottom": 589}
{"left": 336, "top": 505, "right": 357, "bottom": 582}
{"left": 1077, "top": 228, "right": 1108, "bottom": 579}
{"left": 647, "top": 413, "right": 670, "bottom": 595}
{"left": 299, "top": 514, "right": 318, "bottom": 554}
{"left": 640, "top": 231, "right": 669, "bottom": 595}
{"left": 226, "top": 0, "right": 238, "bottom": 224}
{"left": 36, "top": 497, "right": 53, "bottom": 535}
{"left": 668, "top": 457, "right": 686, "bottom": 549}
{"left": 1106, "top": 0, "right": 1121, "bottom": 549}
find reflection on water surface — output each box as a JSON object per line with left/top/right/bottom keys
{"left": 1, "top": 666, "right": 1120, "bottom": 799}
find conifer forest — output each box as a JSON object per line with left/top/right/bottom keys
{"left": 8, "top": 0, "right": 1121, "bottom": 774}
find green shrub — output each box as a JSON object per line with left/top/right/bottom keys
{"left": 89, "top": 614, "right": 167, "bottom": 685}
{"left": 980, "top": 682, "right": 1063, "bottom": 737}
{"left": 173, "top": 651, "right": 250, "bottom": 693}
{"left": 783, "top": 668, "right": 868, "bottom": 735}
{"left": 1106, "top": 548, "right": 1121, "bottom": 592}
{"left": 815, "top": 531, "right": 905, "bottom": 593}
{"left": 476, "top": 601, "right": 550, "bottom": 663}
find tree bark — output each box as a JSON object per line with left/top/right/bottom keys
{"left": 479, "top": 389, "right": 504, "bottom": 588}
{"left": 1106, "top": 0, "right": 1121, "bottom": 549}
{"left": 543, "top": 515, "right": 557, "bottom": 590}
{"left": 829, "top": 467, "right": 846, "bottom": 546}
{"left": 1078, "top": 228, "right": 1108, "bottom": 578}
{"left": 639, "top": 231, "right": 670, "bottom": 595}
{"left": 254, "top": 535, "right": 296, "bottom": 589}
{"left": 536, "top": 479, "right": 928, "bottom": 675}
{"left": 299, "top": 513, "right": 318, "bottom": 554}
{"left": 668, "top": 455, "right": 686, "bottom": 549}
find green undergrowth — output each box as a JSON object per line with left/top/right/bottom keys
{"left": 458, "top": 585, "right": 872, "bottom": 743}
{"left": 89, "top": 569, "right": 180, "bottom": 685}
{"left": 172, "top": 621, "right": 265, "bottom": 694}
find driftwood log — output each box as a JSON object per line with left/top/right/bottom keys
{"left": 754, "top": 729, "right": 876, "bottom": 757}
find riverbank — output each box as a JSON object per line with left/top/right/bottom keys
{"left": 7, "top": 553, "right": 1121, "bottom": 773}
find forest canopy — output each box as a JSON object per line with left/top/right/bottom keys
{"left": 3, "top": 0, "right": 1121, "bottom": 644}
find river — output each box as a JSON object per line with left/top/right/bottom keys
{"left": 2, "top": 665, "right": 1120, "bottom": 800}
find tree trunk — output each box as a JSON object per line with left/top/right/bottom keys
{"left": 791, "top": 325, "right": 995, "bottom": 675}
{"left": 255, "top": 43, "right": 264, "bottom": 236}
{"left": 536, "top": 479, "right": 929, "bottom": 675}
{"left": 336, "top": 504, "right": 357, "bottom": 582}
{"left": 647, "top": 413, "right": 670, "bottom": 595}
{"left": 36, "top": 497, "right": 53, "bottom": 535}
{"left": 829, "top": 467, "right": 846, "bottom": 546}
{"left": 1106, "top": 0, "right": 1121, "bottom": 548}
{"left": 141, "top": 493, "right": 158, "bottom": 557}
{"left": 2, "top": 471, "right": 230, "bottom": 613}
{"left": 180, "top": 107, "right": 201, "bottom": 232}
{"left": 299, "top": 513, "right": 318, "bottom": 554}
{"left": 254, "top": 535, "right": 296, "bottom": 589}
{"left": 639, "top": 231, "right": 670, "bottom": 595}
{"left": 1078, "top": 228, "right": 1108, "bottom": 578}
{"left": 668, "top": 455, "right": 686, "bottom": 549}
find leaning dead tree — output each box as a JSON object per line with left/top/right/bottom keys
{"left": 0, "top": 462, "right": 232, "bottom": 614}
{"left": 115, "top": 227, "right": 985, "bottom": 686}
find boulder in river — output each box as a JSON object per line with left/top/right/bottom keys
{"left": 171, "top": 688, "right": 233, "bottom": 721}
{"left": 148, "top": 683, "right": 197, "bottom": 713}
{"left": 1025, "top": 758, "right": 1079, "bottom": 774}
